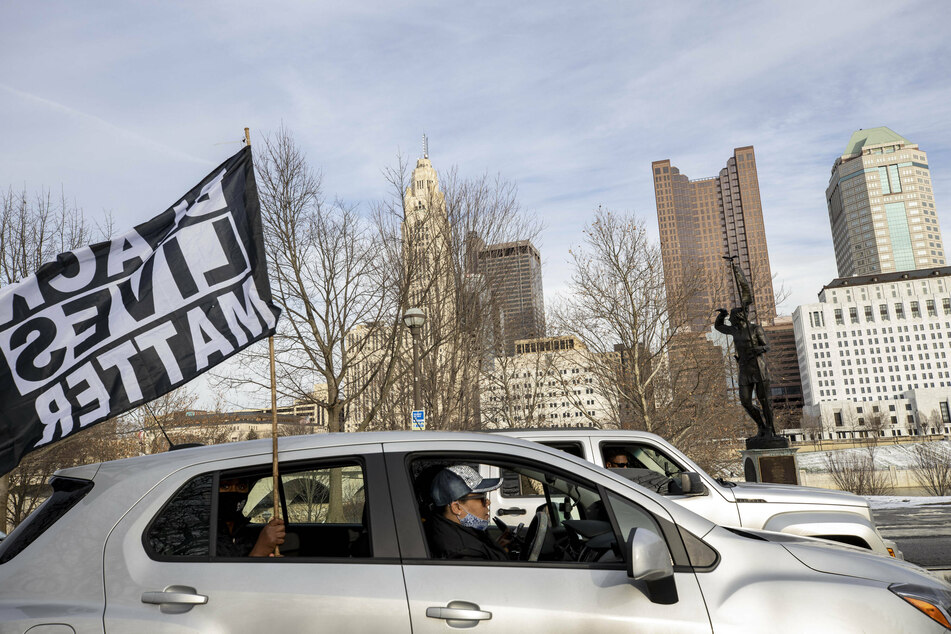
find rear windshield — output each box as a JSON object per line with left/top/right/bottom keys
{"left": 0, "top": 476, "right": 94, "bottom": 564}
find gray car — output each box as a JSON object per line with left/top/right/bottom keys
{"left": 0, "top": 432, "right": 949, "bottom": 633}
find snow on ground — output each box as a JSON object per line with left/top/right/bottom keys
{"left": 866, "top": 495, "right": 951, "bottom": 509}
{"left": 795, "top": 440, "right": 951, "bottom": 473}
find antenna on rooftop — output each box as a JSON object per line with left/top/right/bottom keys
{"left": 422, "top": 133, "right": 429, "bottom": 159}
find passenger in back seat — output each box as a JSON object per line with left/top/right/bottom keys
{"left": 217, "top": 477, "right": 286, "bottom": 557}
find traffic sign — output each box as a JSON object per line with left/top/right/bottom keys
{"left": 411, "top": 409, "right": 426, "bottom": 430}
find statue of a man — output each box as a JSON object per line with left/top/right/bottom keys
{"left": 715, "top": 305, "right": 776, "bottom": 438}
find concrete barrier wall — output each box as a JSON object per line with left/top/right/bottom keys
{"left": 798, "top": 466, "right": 929, "bottom": 495}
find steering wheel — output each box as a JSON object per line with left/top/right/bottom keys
{"left": 520, "top": 511, "right": 550, "bottom": 562}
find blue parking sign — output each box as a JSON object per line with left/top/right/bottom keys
{"left": 411, "top": 410, "right": 426, "bottom": 430}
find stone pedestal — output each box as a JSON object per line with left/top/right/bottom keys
{"left": 742, "top": 447, "right": 800, "bottom": 485}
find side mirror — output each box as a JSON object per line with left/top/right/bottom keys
{"left": 668, "top": 472, "right": 707, "bottom": 496}
{"left": 626, "top": 528, "right": 678, "bottom": 605}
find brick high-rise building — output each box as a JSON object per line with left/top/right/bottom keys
{"left": 653, "top": 147, "right": 776, "bottom": 330}
{"left": 827, "top": 127, "right": 945, "bottom": 277}
{"left": 763, "top": 317, "right": 803, "bottom": 411}
{"left": 475, "top": 240, "right": 545, "bottom": 355}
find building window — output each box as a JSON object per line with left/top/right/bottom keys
{"left": 865, "top": 306, "right": 874, "bottom": 322}
{"left": 834, "top": 412, "right": 843, "bottom": 427}
{"left": 880, "top": 305, "right": 890, "bottom": 321}
{"left": 849, "top": 307, "right": 859, "bottom": 324}
{"left": 911, "top": 301, "right": 921, "bottom": 319}
{"left": 834, "top": 309, "right": 844, "bottom": 325}
{"left": 895, "top": 303, "right": 906, "bottom": 319}
{"left": 927, "top": 300, "right": 937, "bottom": 317}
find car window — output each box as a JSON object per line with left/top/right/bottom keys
{"left": 243, "top": 465, "right": 366, "bottom": 526}
{"left": 410, "top": 455, "right": 659, "bottom": 567}
{"left": 144, "top": 459, "right": 371, "bottom": 560}
{"left": 539, "top": 441, "right": 585, "bottom": 459}
{"left": 146, "top": 474, "right": 213, "bottom": 558}
{"left": 606, "top": 491, "right": 663, "bottom": 542}
{"left": 0, "top": 476, "right": 94, "bottom": 564}
{"left": 499, "top": 468, "right": 545, "bottom": 498}
{"left": 601, "top": 442, "right": 685, "bottom": 476}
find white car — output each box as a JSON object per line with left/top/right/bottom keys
{"left": 498, "top": 428, "right": 901, "bottom": 557}
{"left": 0, "top": 432, "right": 947, "bottom": 633}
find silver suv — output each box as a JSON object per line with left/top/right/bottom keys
{"left": 0, "top": 432, "right": 948, "bottom": 633}
{"left": 499, "top": 429, "right": 900, "bottom": 557}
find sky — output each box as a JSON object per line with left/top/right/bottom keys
{"left": 3, "top": 2, "right": 951, "bottom": 328}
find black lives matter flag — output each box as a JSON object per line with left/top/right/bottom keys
{"left": 0, "top": 146, "right": 280, "bottom": 473}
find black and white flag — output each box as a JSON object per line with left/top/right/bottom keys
{"left": 0, "top": 146, "right": 280, "bottom": 473}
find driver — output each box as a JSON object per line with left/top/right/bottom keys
{"left": 425, "top": 465, "right": 509, "bottom": 561}
{"left": 605, "top": 450, "right": 632, "bottom": 469}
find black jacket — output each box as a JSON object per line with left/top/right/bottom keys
{"left": 425, "top": 513, "right": 508, "bottom": 561}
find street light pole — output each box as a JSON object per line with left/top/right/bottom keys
{"left": 402, "top": 307, "right": 426, "bottom": 418}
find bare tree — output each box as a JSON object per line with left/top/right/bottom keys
{"left": 0, "top": 186, "right": 95, "bottom": 532}
{"left": 910, "top": 442, "right": 951, "bottom": 496}
{"left": 358, "top": 158, "right": 540, "bottom": 431}
{"left": 216, "top": 128, "right": 407, "bottom": 438}
{"left": 860, "top": 411, "right": 889, "bottom": 447}
{"left": 120, "top": 386, "right": 232, "bottom": 453}
{"left": 5, "top": 418, "right": 138, "bottom": 529}
{"left": 824, "top": 447, "right": 890, "bottom": 496}
{"left": 799, "top": 411, "right": 824, "bottom": 449}
{"left": 551, "top": 209, "right": 725, "bottom": 445}
{"left": 480, "top": 347, "right": 559, "bottom": 428}
{"left": 480, "top": 339, "right": 611, "bottom": 429}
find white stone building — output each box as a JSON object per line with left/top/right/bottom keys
{"left": 792, "top": 268, "right": 951, "bottom": 440}
{"left": 480, "top": 335, "right": 615, "bottom": 428}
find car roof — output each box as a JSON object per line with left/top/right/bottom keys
{"left": 493, "top": 428, "right": 659, "bottom": 440}
{"left": 55, "top": 431, "right": 551, "bottom": 479}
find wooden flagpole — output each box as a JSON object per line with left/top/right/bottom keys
{"left": 246, "top": 126, "right": 281, "bottom": 556}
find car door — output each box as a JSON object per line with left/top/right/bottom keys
{"left": 102, "top": 444, "right": 411, "bottom": 633}
{"left": 386, "top": 438, "right": 712, "bottom": 633}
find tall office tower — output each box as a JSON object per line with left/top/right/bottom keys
{"left": 827, "top": 127, "right": 945, "bottom": 277}
{"left": 653, "top": 147, "right": 776, "bottom": 331}
{"left": 401, "top": 148, "right": 457, "bottom": 336}
{"left": 476, "top": 240, "right": 546, "bottom": 355}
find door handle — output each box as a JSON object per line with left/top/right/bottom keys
{"left": 496, "top": 507, "right": 526, "bottom": 516}
{"left": 426, "top": 600, "right": 492, "bottom": 626}
{"left": 142, "top": 585, "right": 208, "bottom": 614}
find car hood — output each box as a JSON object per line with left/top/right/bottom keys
{"left": 731, "top": 527, "right": 948, "bottom": 588}
{"left": 730, "top": 481, "right": 868, "bottom": 508}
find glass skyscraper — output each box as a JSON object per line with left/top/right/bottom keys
{"left": 827, "top": 127, "right": 945, "bottom": 277}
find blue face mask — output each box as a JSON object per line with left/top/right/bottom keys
{"left": 459, "top": 511, "right": 490, "bottom": 531}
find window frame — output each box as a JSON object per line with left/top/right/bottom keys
{"left": 386, "top": 449, "right": 691, "bottom": 571}
{"left": 142, "top": 452, "right": 398, "bottom": 563}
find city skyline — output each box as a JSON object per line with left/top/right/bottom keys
{"left": 3, "top": 3, "right": 951, "bottom": 411}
